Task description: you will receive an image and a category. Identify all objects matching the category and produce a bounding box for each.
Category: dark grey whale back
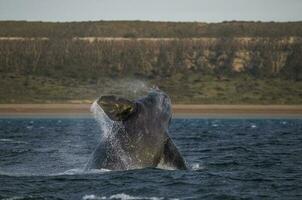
[86,89,187,170]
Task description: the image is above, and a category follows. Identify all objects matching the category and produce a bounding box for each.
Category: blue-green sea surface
[0,118,302,200]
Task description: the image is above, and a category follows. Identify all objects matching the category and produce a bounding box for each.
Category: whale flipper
[158,137,187,170]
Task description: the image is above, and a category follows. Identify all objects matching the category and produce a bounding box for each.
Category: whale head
[97,88,172,127]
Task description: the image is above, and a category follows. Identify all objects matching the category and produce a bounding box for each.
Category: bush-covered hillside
[0,21,301,104]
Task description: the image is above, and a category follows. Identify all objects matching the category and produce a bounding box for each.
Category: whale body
[86,89,187,170]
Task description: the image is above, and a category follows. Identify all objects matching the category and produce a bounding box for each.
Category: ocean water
[0,117,301,200]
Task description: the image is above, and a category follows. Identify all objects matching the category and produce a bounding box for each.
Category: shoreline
[0,104,301,119]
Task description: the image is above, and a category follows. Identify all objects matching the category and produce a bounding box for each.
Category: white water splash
[99,79,150,101]
[156,164,177,171]
[90,101,116,139]
[251,124,257,128]
[89,100,134,170]
[191,163,205,171]
[123,80,149,95]
[281,121,287,125]
[56,168,111,176]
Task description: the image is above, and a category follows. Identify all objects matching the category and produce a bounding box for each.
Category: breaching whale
[86,89,187,170]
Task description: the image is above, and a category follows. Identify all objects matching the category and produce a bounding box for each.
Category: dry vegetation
[0,21,301,104]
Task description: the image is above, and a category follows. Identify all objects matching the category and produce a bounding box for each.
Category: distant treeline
[1,20,302,38]
[0,38,301,81]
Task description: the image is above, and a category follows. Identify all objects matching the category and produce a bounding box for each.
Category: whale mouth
[97,96,137,121]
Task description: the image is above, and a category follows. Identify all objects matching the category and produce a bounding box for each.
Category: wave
[2,197,31,200]
[0,163,204,177]
[0,168,112,177]
[0,138,28,144]
[82,193,179,200]
[3,194,178,200]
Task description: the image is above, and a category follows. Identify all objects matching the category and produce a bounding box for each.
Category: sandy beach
[0,104,301,118]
